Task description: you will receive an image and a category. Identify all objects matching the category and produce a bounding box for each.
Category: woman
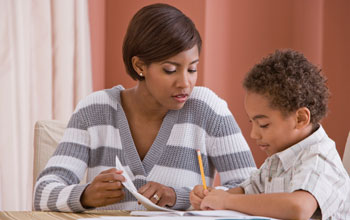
[33,3,256,212]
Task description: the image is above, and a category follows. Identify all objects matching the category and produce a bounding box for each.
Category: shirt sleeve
[33,107,91,212]
[239,168,264,194]
[290,146,350,219]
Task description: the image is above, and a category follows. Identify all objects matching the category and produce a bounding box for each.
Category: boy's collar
[275,124,326,171]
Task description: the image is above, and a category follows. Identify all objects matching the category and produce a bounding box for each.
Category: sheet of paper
[115,155,172,211]
[81,216,273,220]
[131,210,279,219]
[187,210,251,217]
[131,210,251,217]
[130,210,185,216]
[100,217,215,220]
[100,216,216,220]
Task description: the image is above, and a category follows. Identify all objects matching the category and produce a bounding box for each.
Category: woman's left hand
[138,181,176,207]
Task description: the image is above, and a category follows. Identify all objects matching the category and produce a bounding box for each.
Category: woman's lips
[172,94,188,103]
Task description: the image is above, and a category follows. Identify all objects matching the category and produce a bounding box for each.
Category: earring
[139,72,143,77]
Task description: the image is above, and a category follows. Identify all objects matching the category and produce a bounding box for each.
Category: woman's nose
[176,71,190,88]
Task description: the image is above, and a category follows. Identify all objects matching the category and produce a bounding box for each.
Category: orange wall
[203,0,327,165]
[322,0,350,161]
[89,0,350,167]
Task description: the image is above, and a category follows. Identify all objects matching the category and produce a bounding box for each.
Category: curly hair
[243,49,330,125]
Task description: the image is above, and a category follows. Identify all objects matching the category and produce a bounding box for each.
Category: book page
[130,210,277,219]
[115,155,172,211]
[100,217,215,220]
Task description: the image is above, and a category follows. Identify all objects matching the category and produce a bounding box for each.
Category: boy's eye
[188,69,197,73]
[260,124,269,128]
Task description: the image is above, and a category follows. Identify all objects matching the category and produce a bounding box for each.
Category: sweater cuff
[68,183,95,212]
[171,187,191,210]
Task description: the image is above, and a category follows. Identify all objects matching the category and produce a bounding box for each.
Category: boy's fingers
[203,189,209,195]
[194,187,206,198]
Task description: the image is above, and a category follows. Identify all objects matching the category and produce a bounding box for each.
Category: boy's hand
[200,189,229,210]
[189,185,212,210]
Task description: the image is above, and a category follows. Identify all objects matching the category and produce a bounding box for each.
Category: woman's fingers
[138,181,176,207]
[139,182,157,201]
[81,169,126,208]
[99,171,125,183]
[138,182,151,194]
[104,180,124,190]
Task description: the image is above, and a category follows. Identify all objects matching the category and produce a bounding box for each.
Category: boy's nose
[250,126,261,140]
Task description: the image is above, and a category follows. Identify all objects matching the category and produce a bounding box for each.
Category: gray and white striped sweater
[34,85,256,212]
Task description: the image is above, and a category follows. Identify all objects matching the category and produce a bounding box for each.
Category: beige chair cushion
[33,120,66,186]
[343,131,350,176]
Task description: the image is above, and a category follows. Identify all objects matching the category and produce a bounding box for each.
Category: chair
[33,120,87,188]
[342,131,350,176]
[33,120,67,186]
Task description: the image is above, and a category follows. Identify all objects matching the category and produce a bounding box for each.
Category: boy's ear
[131,56,146,74]
[295,107,311,129]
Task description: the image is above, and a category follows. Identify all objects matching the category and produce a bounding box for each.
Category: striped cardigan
[34,85,256,212]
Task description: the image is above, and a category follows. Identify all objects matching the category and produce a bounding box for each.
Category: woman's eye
[260,124,269,128]
[188,69,197,73]
[163,69,176,74]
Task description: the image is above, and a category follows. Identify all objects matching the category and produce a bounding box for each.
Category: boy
[190,49,350,220]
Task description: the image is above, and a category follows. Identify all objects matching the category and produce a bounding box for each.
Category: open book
[115,155,172,211]
[116,156,277,220]
[130,210,277,219]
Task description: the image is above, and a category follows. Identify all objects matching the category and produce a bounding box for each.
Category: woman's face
[141,46,199,111]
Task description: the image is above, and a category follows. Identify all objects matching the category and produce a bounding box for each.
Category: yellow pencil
[196,149,207,190]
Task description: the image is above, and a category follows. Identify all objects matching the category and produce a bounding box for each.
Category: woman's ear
[295,107,311,129]
[131,56,146,76]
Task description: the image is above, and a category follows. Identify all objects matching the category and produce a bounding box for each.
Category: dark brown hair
[243,49,330,125]
[123,3,202,81]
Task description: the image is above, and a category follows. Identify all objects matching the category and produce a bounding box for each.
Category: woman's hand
[189,185,212,210]
[138,181,176,207]
[200,189,229,210]
[80,168,126,208]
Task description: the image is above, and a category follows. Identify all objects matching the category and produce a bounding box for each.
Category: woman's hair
[123,3,202,81]
[243,49,330,125]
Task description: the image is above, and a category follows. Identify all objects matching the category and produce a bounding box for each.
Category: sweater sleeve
[33,108,91,212]
[171,187,192,210]
[209,109,257,189]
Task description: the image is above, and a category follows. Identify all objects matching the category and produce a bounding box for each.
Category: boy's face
[244,92,300,157]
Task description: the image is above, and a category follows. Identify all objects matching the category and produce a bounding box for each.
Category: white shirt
[240,125,350,220]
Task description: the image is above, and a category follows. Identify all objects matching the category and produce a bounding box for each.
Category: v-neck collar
[114,86,179,176]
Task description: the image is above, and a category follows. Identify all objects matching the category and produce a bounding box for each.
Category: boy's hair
[243,49,329,125]
[123,3,202,81]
